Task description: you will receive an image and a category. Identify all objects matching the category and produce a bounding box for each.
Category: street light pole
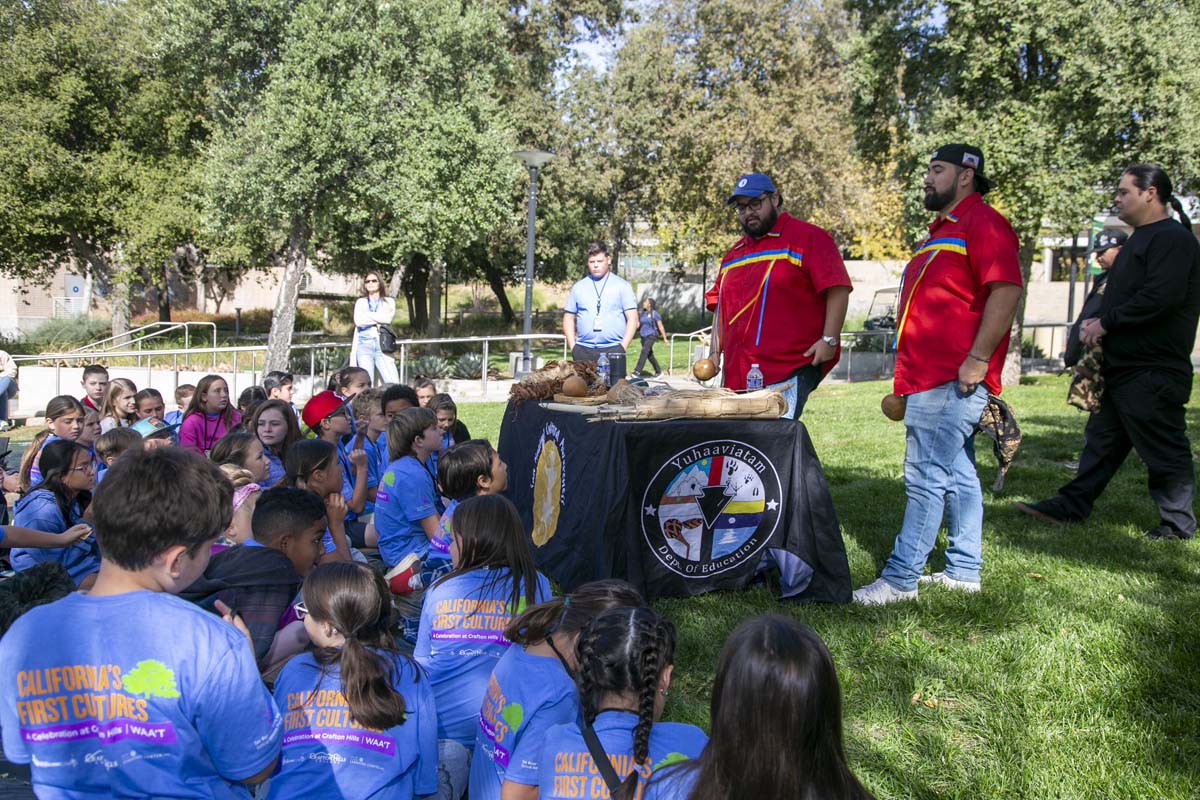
[513,149,555,376]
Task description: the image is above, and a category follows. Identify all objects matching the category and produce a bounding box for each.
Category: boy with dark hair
[379,384,419,461]
[430,392,471,448]
[165,384,194,427]
[0,448,282,796]
[349,388,387,510]
[181,487,326,672]
[80,364,109,411]
[262,371,294,403]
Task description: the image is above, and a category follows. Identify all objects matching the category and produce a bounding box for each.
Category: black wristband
[967,351,990,363]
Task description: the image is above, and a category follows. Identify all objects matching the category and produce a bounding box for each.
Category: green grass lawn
[458,375,1200,799]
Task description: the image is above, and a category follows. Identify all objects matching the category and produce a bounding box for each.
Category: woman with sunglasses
[351,270,399,385]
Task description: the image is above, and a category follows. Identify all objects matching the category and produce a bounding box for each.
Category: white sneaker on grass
[918,572,981,593]
[852,578,917,606]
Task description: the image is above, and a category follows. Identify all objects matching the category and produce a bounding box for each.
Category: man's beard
[740,206,779,237]
[923,185,956,212]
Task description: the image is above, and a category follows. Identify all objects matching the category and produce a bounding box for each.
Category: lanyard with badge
[591,274,610,331]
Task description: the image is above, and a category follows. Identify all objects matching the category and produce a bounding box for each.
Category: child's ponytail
[303,562,411,731]
[19,429,51,493]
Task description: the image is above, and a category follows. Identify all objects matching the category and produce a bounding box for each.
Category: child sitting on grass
[94,427,143,484]
[249,399,302,487]
[266,562,438,800]
[12,440,99,588]
[474,580,644,800]
[303,391,371,548]
[20,395,85,491]
[179,374,239,455]
[0,447,282,797]
[134,387,166,421]
[431,393,471,449]
[416,494,551,799]
[181,486,327,674]
[99,378,138,433]
[210,430,271,485]
[282,439,354,563]
[164,383,193,427]
[536,607,707,800]
[386,439,506,595]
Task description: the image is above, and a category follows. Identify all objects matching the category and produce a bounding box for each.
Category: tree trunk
[111,275,131,344]
[428,256,443,339]
[406,252,430,333]
[264,217,309,373]
[1001,237,1037,387]
[157,258,172,322]
[483,262,515,324]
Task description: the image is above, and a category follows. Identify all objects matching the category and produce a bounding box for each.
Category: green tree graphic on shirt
[501,702,524,733]
[123,660,181,699]
[382,471,396,487]
[505,597,529,617]
[653,752,689,772]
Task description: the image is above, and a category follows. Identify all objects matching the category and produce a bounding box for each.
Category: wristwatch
[820,335,838,347]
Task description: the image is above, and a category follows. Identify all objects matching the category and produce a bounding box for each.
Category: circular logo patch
[530,423,565,546]
[641,440,781,578]
[737,178,748,188]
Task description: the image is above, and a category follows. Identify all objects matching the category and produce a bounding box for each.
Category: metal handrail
[668,325,712,376]
[68,321,219,370]
[14,332,568,399]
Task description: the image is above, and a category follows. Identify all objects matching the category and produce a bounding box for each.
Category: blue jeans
[0,377,12,420]
[765,365,822,419]
[881,381,988,591]
[355,334,399,385]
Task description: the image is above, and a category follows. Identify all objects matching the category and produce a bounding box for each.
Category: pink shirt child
[178,409,243,455]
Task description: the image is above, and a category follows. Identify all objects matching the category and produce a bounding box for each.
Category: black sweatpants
[1057,369,1196,535]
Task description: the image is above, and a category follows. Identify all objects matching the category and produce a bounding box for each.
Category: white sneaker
[918,572,981,593]
[852,578,917,605]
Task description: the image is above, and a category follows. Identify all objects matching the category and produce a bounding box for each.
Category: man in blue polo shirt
[563,241,638,380]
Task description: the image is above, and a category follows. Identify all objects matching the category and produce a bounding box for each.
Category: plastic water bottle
[745,363,764,391]
[596,352,611,388]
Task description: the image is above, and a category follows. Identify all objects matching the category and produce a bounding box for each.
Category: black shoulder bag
[377,324,398,354]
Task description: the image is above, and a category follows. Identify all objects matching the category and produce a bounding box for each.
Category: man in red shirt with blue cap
[854,144,1024,605]
[705,173,852,418]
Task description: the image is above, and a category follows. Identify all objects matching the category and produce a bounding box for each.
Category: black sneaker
[1146,525,1194,541]
[1015,499,1077,525]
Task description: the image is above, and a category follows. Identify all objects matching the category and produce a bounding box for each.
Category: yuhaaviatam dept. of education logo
[641,440,781,578]
[530,422,566,547]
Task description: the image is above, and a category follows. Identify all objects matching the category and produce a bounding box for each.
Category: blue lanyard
[592,274,610,313]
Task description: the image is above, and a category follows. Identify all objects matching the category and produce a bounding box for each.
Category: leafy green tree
[847,0,1200,380]
[205,0,516,365]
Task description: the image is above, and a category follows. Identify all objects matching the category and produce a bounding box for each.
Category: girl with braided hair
[470,580,644,800]
[267,562,438,799]
[534,606,707,800]
[644,615,873,800]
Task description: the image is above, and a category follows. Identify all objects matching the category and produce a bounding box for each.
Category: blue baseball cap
[726,173,777,205]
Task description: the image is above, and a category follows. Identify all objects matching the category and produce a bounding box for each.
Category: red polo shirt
[893,193,1022,396]
[705,212,852,390]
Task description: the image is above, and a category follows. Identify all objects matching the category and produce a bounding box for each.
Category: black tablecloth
[498,401,850,602]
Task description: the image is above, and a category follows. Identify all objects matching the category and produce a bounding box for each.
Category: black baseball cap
[930,144,992,194]
[1091,228,1128,254]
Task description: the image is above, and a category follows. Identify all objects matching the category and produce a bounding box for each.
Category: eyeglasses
[733,194,771,215]
[70,462,95,473]
[295,601,308,619]
[364,278,379,284]
[326,407,351,420]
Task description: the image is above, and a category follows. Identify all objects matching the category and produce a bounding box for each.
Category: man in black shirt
[1018,164,1200,539]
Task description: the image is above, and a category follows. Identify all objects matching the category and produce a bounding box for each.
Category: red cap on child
[301,391,345,430]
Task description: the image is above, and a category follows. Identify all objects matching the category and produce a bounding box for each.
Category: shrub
[409,355,451,379]
[450,353,484,379]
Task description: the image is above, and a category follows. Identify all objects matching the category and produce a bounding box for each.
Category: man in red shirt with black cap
[854,144,1024,605]
[705,173,852,418]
